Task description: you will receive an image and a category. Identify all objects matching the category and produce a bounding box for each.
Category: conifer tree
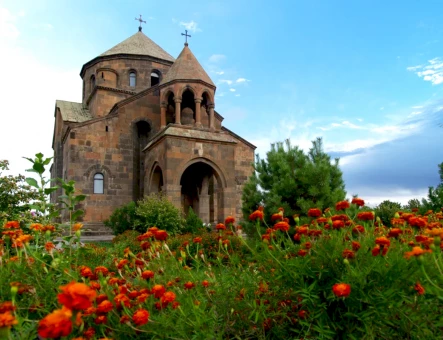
[242,138,346,221]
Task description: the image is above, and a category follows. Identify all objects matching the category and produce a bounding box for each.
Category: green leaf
[25,178,39,189]
[44,187,58,195]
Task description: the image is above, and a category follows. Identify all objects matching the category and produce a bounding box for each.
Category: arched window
[93,173,104,194]
[129,71,136,87]
[151,71,160,86]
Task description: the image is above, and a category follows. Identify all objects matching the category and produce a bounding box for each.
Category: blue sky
[1,0,442,206]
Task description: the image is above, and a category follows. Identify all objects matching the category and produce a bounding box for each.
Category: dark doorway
[133,121,151,201]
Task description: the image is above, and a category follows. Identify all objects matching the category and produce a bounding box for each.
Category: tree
[242,138,346,222]
[0,160,40,222]
[374,200,402,227]
[421,161,443,212]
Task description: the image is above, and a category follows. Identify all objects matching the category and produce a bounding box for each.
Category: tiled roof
[56,100,92,123]
[161,44,214,86]
[99,31,175,62]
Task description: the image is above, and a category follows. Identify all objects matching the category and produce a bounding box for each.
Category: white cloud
[208,54,226,63]
[179,20,201,33]
[235,94,240,97]
[215,71,224,75]
[236,78,250,83]
[229,88,236,92]
[218,79,233,85]
[407,57,443,85]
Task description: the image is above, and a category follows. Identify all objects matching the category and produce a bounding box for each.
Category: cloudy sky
[1,0,442,206]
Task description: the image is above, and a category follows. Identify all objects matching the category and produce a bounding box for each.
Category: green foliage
[0,160,40,223]
[182,207,204,234]
[104,201,139,235]
[111,229,142,253]
[242,137,346,223]
[135,193,185,235]
[374,200,402,226]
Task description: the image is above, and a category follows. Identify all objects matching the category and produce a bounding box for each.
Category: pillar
[174,98,182,125]
[208,104,215,130]
[194,98,202,128]
[199,176,210,223]
[160,102,167,128]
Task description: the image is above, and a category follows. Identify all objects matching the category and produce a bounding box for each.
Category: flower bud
[75,230,81,238]
[394,212,400,219]
[434,236,441,247]
[343,259,350,266]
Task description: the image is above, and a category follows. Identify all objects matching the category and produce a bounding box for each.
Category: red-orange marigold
[57,282,97,310]
[249,210,264,221]
[0,310,18,328]
[225,216,235,225]
[307,208,322,218]
[335,201,350,211]
[357,211,375,221]
[38,307,72,339]
[132,309,150,326]
[332,283,351,298]
[351,198,365,207]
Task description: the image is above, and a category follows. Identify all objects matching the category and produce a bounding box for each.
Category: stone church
[50,26,255,230]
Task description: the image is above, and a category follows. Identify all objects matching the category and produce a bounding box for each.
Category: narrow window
[91,75,96,88]
[93,173,104,194]
[151,71,160,86]
[129,72,136,87]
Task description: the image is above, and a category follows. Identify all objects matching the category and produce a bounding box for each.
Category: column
[208,104,215,130]
[174,98,181,125]
[160,102,167,128]
[199,176,210,223]
[194,98,202,128]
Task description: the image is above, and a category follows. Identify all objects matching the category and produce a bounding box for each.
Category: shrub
[112,229,142,253]
[135,193,185,235]
[104,201,139,235]
[374,200,402,227]
[182,207,204,234]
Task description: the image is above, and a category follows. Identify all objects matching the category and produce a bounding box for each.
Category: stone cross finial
[135,15,146,32]
[181,30,191,45]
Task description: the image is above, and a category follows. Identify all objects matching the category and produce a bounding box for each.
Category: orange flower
[357,211,374,221]
[41,225,56,232]
[29,223,43,232]
[352,241,361,251]
[409,217,428,228]
[4,221,19,229]
[132,309,150,326]
[0,302,15,313]
[335,200,350,211]
[114,294,131,308]
[193,237,202,244]
[215,223,226,230]
[375,237,390,247]
[57,281,97,310]
[352,225,365,234]
[45,242,56,253]
[342,249,355,259]
[151,285,166,298]
[160,291,176,304]
[184,281,195,290]
[73,223,83,231]
[404,246,432,260]
[297,249,308,257]
[414,283,425,295]
[154,230,168,241]
[249,210,264,221]
[387,228,402,238]
[307,208,322,218]
[0,311,18,328]
[273,221,290,232]
[141,270,155,280]
[120,315,130,324]
[96,300,113,314]
[271,213,283,222]
[202,280,210,288]
[117,259,129,269]
[94,266,109,276]
[94,315,107,325]
[38,307,73,338]
[372,245,381,256]
[332,220,344,230]
[332,283,351,298]
[351,198,365,207]
[225,216,235,225]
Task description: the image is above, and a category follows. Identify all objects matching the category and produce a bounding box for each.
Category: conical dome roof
[161,44,214,86]
[99,31,175,62]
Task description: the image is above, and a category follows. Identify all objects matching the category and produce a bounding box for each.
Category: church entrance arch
[133,120,151,201]
[179,161,224,224]
[149,164,164,194]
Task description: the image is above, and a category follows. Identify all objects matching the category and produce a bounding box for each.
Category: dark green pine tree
[242,138,346,222]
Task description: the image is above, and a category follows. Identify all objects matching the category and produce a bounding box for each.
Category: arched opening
[133,121,151,201]
[181,89,195,125]
[129,71,137,87]
[201,92,211,127]
[180,161,223,223]
[166,92,175,125]
[151,71,160,86]
[149,165,164,194]
[93,173,104,194]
